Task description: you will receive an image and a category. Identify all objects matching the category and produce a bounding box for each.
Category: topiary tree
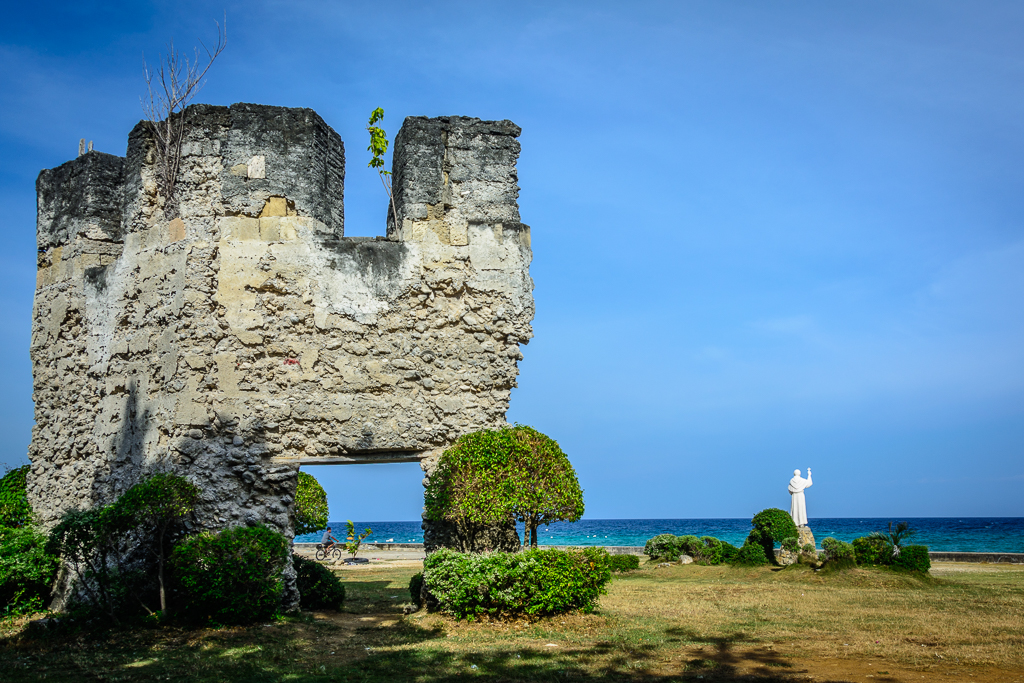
[0,465,32,529]
[749,508,798,565]
[424,426,584,548]
[294,471,329,536]
[109,473,199,613]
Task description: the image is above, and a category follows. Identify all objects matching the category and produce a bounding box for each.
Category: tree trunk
[529,518,538,547]
[158,526,167,613]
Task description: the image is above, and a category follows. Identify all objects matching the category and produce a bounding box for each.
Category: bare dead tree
[142,16,226,218]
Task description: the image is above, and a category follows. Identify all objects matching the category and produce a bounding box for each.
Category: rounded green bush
[643,534,680,561]
[294,554,345,610]
[781,537,799,553]
[607,554,640,572]
[732,542,769,567]
[171,524,289,625]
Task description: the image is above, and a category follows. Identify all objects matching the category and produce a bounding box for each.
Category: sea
[296,517,1024,553]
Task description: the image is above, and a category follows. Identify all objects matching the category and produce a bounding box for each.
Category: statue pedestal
[797,525,815,550]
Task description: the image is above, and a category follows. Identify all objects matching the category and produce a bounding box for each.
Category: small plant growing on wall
[345,520,372,558]
[141,16,226,218]
[366,107,398,232]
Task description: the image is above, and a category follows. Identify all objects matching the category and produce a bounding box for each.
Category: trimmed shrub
[720,541,740,564]
[423,547,611,619]
[424,426,584,547]
[781,537,799,553]
[698,536,723,565]
[853,536,889,566]
[732,542,769,567]
[644,534,681,561]
[750,508,798,564]
[1,526,60,615]
[171,524,289,625]
[892,545,931,574]
[294,554,345,610]
[294,472,329,536]
[608,554,641,572]
[820,537,856,570]
[409,572,424,606]
[0,465,32,529]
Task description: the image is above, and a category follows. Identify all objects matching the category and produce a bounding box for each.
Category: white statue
[788,468,812,526]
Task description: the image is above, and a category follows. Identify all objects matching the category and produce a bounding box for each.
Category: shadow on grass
[338,579,410,614]
[3,569,878,683]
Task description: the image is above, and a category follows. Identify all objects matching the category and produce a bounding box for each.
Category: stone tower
[27,104,534,603]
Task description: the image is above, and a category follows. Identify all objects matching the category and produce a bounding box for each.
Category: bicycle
[314,543,344,562]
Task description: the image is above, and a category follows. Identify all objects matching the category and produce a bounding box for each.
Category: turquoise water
[297,517,1024,552]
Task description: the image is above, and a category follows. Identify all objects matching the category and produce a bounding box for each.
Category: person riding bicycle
[321,527,338,552]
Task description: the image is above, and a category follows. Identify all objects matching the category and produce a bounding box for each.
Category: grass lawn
[1,560,1022,682]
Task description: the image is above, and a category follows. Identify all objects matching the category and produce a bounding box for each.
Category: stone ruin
[26,103,534,603]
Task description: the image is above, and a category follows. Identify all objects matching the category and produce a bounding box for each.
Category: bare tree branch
[141,15,227,218]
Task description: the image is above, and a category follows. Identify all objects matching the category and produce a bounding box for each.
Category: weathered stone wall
[26,103,533,604]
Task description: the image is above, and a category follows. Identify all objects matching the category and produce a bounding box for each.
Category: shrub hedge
[423,547,611,619]
[294,554,345,610]
[607,554,640,572]
[171,524,289,625]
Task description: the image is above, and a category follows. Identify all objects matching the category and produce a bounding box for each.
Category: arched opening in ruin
[295,461,426,544]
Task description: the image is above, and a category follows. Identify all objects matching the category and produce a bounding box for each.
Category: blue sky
[2,1,1022,520]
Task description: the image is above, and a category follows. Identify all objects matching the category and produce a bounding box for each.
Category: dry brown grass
[591,561,1024,671]
[1,560,1022,682]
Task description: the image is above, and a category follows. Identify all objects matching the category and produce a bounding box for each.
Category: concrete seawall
[294,543,1024,564]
